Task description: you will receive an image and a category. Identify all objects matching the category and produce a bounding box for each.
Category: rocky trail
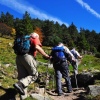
[25,87,87,100]
[46,88,86,100]
[1,67,97,100]
[0,85,90,100]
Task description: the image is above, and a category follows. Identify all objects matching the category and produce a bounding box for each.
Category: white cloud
[0,0,69,26]
[76,0,100,18]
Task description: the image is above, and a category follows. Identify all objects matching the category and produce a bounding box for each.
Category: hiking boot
[13,81,25,95]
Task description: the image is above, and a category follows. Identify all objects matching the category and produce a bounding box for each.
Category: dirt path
[46,88,86,100]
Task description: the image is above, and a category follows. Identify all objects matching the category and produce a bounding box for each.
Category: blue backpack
[51,46,66,63]
[13,35,31,55]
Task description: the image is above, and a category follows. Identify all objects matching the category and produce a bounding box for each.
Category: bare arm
[35,45,49,58]
[64,46,76,61]
[75,51,82,59]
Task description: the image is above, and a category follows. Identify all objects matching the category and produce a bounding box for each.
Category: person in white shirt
[70,48,82,74]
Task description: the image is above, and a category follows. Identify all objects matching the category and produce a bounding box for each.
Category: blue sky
[0,0,100,33]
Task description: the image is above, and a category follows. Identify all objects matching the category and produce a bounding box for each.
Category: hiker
[50,42,76,96]
[13,32,50,99]
[70,48,82,74]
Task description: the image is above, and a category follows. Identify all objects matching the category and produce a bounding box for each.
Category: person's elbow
[35,45,41,50]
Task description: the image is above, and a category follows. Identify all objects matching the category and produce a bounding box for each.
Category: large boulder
[71,72,94,88]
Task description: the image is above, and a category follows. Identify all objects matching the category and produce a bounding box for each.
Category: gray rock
[30,93,52,100]
[87,85,100,96]
[37,61,53,68]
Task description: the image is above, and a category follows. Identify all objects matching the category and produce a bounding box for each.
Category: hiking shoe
[13,82,25,95]
[58,93,64,96]
[66,90,72,93]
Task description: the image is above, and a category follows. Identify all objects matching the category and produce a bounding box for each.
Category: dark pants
[53,61,72,94]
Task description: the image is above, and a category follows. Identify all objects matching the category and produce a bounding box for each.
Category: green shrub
[95,52,100,58]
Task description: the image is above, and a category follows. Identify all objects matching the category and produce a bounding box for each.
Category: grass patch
[78,55,100,72]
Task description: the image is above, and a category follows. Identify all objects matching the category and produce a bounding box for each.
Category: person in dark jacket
[50,42,76,96]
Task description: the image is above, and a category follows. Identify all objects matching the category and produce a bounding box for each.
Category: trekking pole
[44,60,50,100]
[72,60,79,90]
[74,72,78,90]
[52,74,55,90]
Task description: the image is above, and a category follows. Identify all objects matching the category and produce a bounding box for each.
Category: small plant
[24,96,37,100]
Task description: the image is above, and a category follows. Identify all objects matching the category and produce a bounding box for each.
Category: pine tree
[22,11,33,35]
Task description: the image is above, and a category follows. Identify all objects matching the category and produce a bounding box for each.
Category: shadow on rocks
[0,86,18,100]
